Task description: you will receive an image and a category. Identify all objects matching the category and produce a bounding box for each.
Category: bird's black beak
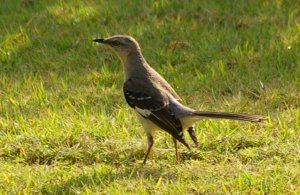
[93,38,106,44]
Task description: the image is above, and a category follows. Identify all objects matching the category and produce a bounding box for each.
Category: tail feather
[193,111,266,122]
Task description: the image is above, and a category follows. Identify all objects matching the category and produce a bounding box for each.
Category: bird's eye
[112,41,121,46]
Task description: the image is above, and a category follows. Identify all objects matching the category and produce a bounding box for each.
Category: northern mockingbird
[93,35,265,164]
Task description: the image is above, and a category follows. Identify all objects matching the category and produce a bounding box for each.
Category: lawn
[0,0,299,194]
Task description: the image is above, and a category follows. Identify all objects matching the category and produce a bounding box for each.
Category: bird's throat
[123,52,147,81]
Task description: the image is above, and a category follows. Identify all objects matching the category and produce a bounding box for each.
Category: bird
[93,35,266,164]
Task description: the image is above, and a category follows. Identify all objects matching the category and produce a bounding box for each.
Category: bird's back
[146,65,182,102]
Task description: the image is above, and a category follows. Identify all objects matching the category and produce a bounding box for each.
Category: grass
[0,0,299,194]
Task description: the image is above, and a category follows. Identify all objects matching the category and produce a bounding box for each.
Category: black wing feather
[123,80,184,141]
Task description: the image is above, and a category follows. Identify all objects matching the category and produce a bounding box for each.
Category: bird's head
[93,35,141,61]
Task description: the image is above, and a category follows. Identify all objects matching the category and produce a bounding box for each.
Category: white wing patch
[137,96,151,100]
[135,107,151,117]
[127,94,152,100]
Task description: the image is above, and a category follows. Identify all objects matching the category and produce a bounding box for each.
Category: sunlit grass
[47,3,97,24]
[0,27,30,61]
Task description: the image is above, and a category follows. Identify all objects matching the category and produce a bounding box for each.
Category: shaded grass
[0,0,299,194]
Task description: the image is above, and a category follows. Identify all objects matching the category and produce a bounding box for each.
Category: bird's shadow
[44,163,171,194]
[42,148,204,194]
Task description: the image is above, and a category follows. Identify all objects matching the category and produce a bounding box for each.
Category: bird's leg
[143,134,154,165]
[173,137,179,163]
[187,126,199,147]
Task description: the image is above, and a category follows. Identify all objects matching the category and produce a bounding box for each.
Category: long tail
[193,111,266,122]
